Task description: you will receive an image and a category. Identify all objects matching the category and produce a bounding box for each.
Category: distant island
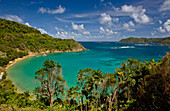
[0,18,86,68]
[118,37,170,45]
[0,18,169,111]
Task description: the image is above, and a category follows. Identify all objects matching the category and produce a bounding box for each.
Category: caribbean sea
[7,42,170,92]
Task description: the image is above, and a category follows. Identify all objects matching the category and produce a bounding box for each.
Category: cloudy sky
[0,0,170,41]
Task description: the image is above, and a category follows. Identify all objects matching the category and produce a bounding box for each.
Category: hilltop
[0,18,86,67]
[118,37,170,45]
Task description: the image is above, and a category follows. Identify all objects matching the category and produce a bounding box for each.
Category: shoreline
[4,48,87,93]
[5,48,87,70]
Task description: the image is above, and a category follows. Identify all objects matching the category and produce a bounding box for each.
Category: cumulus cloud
[159,20,162,24]
[99,13,113,26]
[38,28,47,34]
[159,0,170,11]
[123,21,135,31]
[157,27,166,33]
[55,31,82,38]
[129,21,135,26]
[127,29,135,32]
[38,5,66,14]
[164,19,170,32]
[55,26,64,31]
[123,23,129,28]
[25,22,31,27]
[72,23,90,35]
[112,18,119,22]
[99,27,117,35]
[121,5,150,24]
[5,15,23,22]
[151,32,155,36]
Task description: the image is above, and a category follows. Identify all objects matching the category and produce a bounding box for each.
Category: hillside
[118,37,170,45]
[0,18,86,67]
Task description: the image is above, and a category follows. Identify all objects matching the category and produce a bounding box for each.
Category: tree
[34,59,66,107]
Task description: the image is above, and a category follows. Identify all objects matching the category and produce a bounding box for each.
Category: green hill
[118,37,170,45]
[0,18,86,67]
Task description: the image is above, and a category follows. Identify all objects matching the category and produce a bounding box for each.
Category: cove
[7,42,170,92]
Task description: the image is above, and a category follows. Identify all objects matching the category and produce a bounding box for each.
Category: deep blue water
[7,42,170,92]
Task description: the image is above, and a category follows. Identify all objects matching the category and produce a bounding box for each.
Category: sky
[0,0,170,41]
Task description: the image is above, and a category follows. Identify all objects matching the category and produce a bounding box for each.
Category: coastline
[4,48,87,93]
[5,48,87,70]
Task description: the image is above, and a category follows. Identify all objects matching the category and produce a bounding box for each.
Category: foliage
[63,53,170,111]
[0,18,85,67]
[0,51,169,110]
[114,53,170,110]
[34,59,66,107]
[0,18,40,34]
[118,37,170,45]
[0,72,33,108]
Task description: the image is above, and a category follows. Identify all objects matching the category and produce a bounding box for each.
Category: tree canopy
[118,37,170,45]
[0,18,86,67]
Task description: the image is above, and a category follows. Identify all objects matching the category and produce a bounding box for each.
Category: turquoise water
[7,42,170,92]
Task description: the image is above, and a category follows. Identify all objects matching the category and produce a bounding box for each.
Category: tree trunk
[80,101,83,111]
[81,94,83,111]
[50,94,53,107]
[109,95,112,111]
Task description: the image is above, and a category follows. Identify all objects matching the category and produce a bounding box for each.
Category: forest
[0,53,169,111]
[118,37,170,45]
[0,18,86,67]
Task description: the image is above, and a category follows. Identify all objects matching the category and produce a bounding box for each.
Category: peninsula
[118,37,170,45]
[0,18,86,69]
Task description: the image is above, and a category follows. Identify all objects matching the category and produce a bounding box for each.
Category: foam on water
[111,46,135,49]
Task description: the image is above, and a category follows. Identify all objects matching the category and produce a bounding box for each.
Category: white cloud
[164,19,170,32]
[112,18,119,22]
[5,15,23,22]
[101,0,104,2]
[157,27,166,33]
[121,5,150,24]
[38,28,47,34]
[151,32,155,36]
[159,0,170,11]
[159,20,162,24]
[55,27,64,31]
[38,5,66,14]
[123,21,135,31]
[99,13,113,26]
[55,31,80,38]
[71,23,90,35]
[123,23,129,28]
[55,17,93,23]
[72,23,85,30]
[99,27,117,35]
[127,29,135,32]
[25,22,31,27]
[100,27,105,32]
[129,21,135,26]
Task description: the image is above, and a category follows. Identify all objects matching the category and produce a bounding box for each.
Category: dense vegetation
[118,37,170,45]
[0,53,169,111]
[0,18,86,67]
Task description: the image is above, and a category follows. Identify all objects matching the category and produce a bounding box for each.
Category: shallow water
[7,42,170,92]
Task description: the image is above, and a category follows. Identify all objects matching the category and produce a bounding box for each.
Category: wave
[111,46,135,49]
[135,44,153,46]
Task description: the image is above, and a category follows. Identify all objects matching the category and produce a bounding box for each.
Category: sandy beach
[5,48,87,70]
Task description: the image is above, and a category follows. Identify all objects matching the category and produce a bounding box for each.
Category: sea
[7,42,170,92]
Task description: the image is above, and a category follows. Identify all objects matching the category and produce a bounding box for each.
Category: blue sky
[0,0,170,41]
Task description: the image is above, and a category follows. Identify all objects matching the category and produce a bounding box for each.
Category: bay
[7,42,170,92]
